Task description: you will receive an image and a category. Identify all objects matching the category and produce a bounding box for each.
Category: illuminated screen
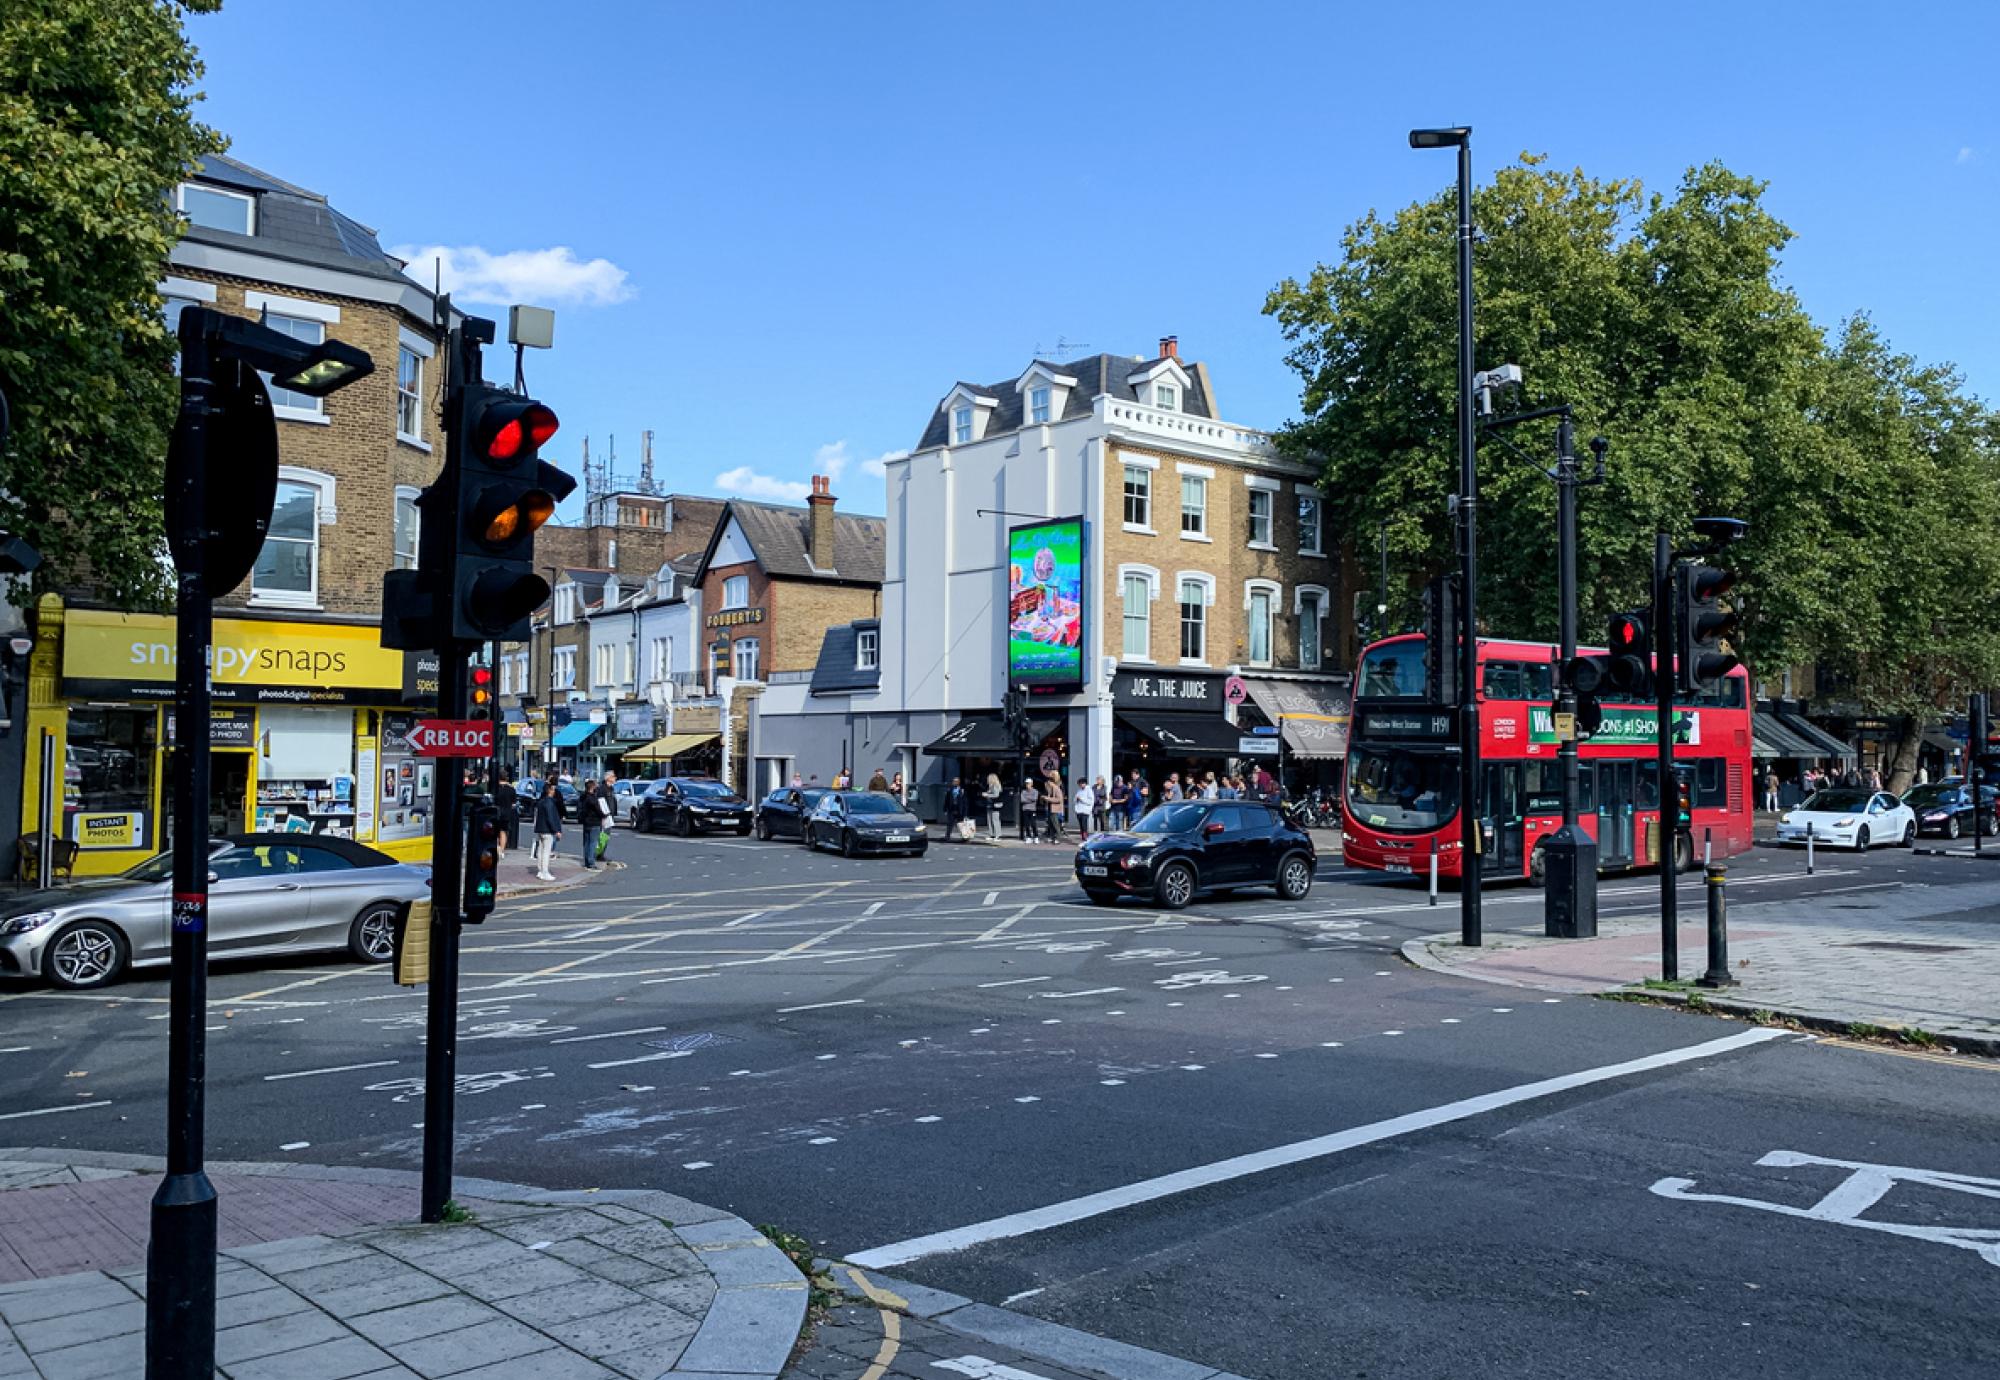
[1006,517,1086,687]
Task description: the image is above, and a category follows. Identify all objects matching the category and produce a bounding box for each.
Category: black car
[1903,782,2000,839]
[1075,799,1316,909]
[755,787,829,840]
[515,779,580,822]
[803,791,927,857]
[634,777,752,835]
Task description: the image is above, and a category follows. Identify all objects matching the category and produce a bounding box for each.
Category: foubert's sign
[705,607,764,629]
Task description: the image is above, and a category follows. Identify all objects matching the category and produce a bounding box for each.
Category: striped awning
[622,733,719,762]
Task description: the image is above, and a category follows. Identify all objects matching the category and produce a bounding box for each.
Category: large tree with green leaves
[0,0,222,609]
[1265,154,2000,787]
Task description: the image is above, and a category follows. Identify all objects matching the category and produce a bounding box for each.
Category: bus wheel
[1673,833,1695,874]
[1528,843,1548,887]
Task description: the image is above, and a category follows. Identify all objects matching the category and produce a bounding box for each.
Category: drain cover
[1838,941,1968,954]
[641,1032,740,1053]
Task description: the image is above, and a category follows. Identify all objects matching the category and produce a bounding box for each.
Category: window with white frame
[177,182,254,235]
[650,637,670,683]
[1248,489,1273,546]
[553,584,576,625]
[1298,492,1324,554]
[163,293,203,372]
[952,405,973,444]
[1179,578,1209,662]
[1247,583,1276,666]
[1157,383,1178,412]
[261,313,326,416]
[856,628,879,669]
[395,345,423,442]
[1180,475,1206,536]
[1123,466,1151,528]
[393,486,420,570]
[553,647,576,690]
[734,638,761,682]
[1297,588,1325,669]
[593,644,613,688]
[1029,386,1051,424]
[723,574,749,609]
[617,642,634,687]
[251,473,330,605]
[1123,575,1152,658]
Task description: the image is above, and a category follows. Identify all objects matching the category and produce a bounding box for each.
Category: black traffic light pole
[1654,532,1679,980]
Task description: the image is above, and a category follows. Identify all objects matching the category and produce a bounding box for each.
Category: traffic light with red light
[1605,608,1653,698]
[452,385,576,643]
[462,802,501,922]
[469,664,495,722]
[1675,562,1740,695]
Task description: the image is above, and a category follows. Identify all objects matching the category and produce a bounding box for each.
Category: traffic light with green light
[462,803,501,923]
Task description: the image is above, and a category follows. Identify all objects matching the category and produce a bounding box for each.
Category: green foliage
[1265,154,2000,724]
[0,0,223,608]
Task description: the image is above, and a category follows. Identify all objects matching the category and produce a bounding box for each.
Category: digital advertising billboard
[1006,517,1086,688]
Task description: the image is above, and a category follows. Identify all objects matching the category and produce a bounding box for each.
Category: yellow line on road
[843,1266,906,1380]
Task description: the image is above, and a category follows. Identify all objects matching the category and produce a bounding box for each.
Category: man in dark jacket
[532,785,563,881]
[944,777,968,840]
[493,774,519,859]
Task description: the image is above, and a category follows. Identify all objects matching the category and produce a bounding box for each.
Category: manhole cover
[641,1032,740,1053]
[1838,941,1969,954]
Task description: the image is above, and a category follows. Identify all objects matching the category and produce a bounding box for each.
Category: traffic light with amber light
[1675,562,1740,695]
[451,385,576,643]
[1605,608,1654,699]
[469,664,495,725]
[462,803,501,923]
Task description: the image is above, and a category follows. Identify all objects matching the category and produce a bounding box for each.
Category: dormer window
[176,182,255,235]
[943,386,1001,445]
[1013,365,1077,434]
[953,405,973,444]
[1156,384,1178,412]
[1029,386,1051,424]
[1127,357,1192,415]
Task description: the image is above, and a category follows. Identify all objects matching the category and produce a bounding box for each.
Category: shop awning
[1778,711,1857,762]
[1118,711,1245,756]
[1242,678,1352,760]
[550,720,603,748]
[923,713,1062,755]
[622,732,718,762]
[1751,710,1823,761]
[1922,727,1960,755]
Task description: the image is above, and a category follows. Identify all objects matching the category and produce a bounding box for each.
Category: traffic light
[1973,694,1997,785]
[451,385,576,643]
[1010,684,1035,752]
[1605,608,1653,699]
[1674,562,1740,695]
[1421,574,1460,706]
[469,664,495,724]
[1561,652,1608,740]
[462,803,501,922]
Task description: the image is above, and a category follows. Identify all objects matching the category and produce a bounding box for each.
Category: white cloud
[1958,146,1976,164]
[714,466,813,502]
[861,448,909,478]
[391,243,634,307]
[712,443,911,504]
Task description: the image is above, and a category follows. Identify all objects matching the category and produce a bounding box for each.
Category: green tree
[0,0,222,608]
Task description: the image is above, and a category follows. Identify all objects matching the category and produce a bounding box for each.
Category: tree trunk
[1884,714,1924,795]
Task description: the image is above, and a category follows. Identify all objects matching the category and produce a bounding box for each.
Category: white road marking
[977,905,1037,943]
[916,1115,942,1124]
[279,1141,310,1151]
[864,902,885,917]
[1320,1042,1344,1048]
[1014,1096,1041,1104]
[1442,1018,1462,1024]
[724,912,766,927]
[983,892,999,906]
[586,1050,693,1070]
[1037,987,1123,1000]
[641,974,721,986]
[549,1026,671,1044]
[822,953,893,965]
[847,1027,1792,1268]
[683,1161,714,1170]
[1256,1053,1279,1059]
[1180,1064,1205,1071]
[0,1046,32,1054]
[1002,1287,1045,1306]
[0,1102,113,1121]
[521,1104,547,1110]
[263,1060,398,1082]
[1101,1079,1126,1086]
[936,1357,1049,1380]
[1382,1030,1405,1037]
[778,998,866,1013]
[810,1136,838,1145]
[977,976,1051,989]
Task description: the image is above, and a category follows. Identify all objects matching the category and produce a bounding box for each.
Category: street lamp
[1409,123,1482,947]
[150,307,372,1380]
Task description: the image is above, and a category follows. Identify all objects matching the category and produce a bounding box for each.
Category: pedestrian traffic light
[1674,562,1740,695]
[452,385,576,643]
[1422,574,1460,706]
[1010,683,1036,752]
[462,803,501,922]
[1605,608,1653,698]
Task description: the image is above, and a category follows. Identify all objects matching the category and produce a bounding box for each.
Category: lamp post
[1409,125,1481,946]
[152,307,370,1380]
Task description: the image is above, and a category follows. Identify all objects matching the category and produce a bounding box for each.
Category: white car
[622,779,668,825]
[1774,789,1915,851]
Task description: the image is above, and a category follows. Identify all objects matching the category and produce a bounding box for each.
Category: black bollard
[1696,862,1735,989]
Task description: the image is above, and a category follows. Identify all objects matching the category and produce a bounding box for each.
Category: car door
[290,840,371,951]
[206,842,313,956]
[1224,803,1279,885]
[774,790,805,837]
[1873,792,1909,839]
[1195,804,1249,884]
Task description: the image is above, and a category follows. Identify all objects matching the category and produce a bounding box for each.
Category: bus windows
[1346,745,1458,832]
[1357,642,1427,699]
[1696,757,1727,808]
[1482,661,1553,701]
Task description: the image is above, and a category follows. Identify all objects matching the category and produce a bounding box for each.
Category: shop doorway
[211,751,252,835]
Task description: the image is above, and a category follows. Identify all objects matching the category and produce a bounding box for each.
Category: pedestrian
[1762,765,1779,813]
[531,781,562,881]
[1916,765,1930,787]
[808,774,820,787]
[945,776,969,841]
[791,770,804,788]
[1044,773,1066,842]
[1130,771,1150,820]
[493,773,518,859]
[1202,772,1220,800]
[985,772,1005,838]
[1867,766,1883,792]
[1163,773,1182,802]
[1108,774,1130,830]
[596,771,618,863]
[868,767,891,793]
[1037,773,1058,842]
[1093,776,1110,833]
[1073,777,1095,838]
[892,771,907,804]
[1019,777,1039,841]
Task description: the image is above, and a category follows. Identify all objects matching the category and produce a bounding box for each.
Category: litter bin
[1542,825,1598,939]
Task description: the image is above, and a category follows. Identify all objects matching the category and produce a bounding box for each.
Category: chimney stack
[807,473,837,570]
[1160,335,1178,359]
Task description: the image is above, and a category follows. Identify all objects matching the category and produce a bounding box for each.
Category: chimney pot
[807,474,836,568]
[1164,335,1179,359]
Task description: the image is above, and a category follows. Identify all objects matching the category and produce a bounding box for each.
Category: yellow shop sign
[72,811,144,849]
[63,609,413,706]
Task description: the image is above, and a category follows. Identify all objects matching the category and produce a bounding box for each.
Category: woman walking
[985,772,1005,838]
[531,782,563,882]
[493,773,518,860]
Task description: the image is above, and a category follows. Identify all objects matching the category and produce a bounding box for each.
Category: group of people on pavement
[1760,762,1915,811]
[929,764,1290,845]
[491,770,619,882]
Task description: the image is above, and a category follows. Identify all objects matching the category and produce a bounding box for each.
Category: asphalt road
[3,829,1996,1378]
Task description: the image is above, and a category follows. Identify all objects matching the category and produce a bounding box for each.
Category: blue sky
[190,1,1995,517]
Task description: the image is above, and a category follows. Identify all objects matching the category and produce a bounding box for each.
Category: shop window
[64,707,157,852]
[377,713,436,843]
[254,705,357,836]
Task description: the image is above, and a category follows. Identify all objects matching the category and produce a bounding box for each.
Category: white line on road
[0,1101,113,1121]
[983,892,999,906]
[263,1060,398,1082]
[587,1050,694,1070]
[846,1026,1793,1269]
[977,976,1052,989]
[976,905,1036,943]
[864,902,885,917]
[1036,987,1123,999]
[549,1026,671,1045]
[724,912,766,927]
[0,1046,32,1054]
[777,998,866,1013]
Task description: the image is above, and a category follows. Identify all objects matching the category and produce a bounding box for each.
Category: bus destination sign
[1357,710,1454,740]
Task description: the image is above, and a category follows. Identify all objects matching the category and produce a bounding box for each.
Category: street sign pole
[1655,532,1679,981]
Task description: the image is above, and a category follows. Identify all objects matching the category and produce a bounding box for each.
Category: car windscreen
[123,853,176,883]
[847,794,905,815]
[1802,790,1871,811]
[681,781,734,798]
[1902,786,1959,808]
[1346,745,1459,834]
[1130,803,1209,834]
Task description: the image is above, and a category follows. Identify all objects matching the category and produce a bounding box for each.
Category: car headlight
[1119,855,1142,870]
[1834,817,1856,827]
[2,911,58,936]
[1780,813,1794,824]
[1925,812,1947,821]
[688,804,710,813]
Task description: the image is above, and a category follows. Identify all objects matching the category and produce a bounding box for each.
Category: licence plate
[1384,862,1412,874]
[1081,865,1109,876]
[885,834,910,843]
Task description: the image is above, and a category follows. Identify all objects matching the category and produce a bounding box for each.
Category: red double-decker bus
[1340,632,1754,881]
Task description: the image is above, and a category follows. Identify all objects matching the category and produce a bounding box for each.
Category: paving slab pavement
[0,1149,804,1380]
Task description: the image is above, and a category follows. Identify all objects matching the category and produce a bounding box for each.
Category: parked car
[1901,782,2000,840]
[802,791,927,857]
[0,835,430,991]
[634,777,752,835]
[1075,799,1316,909]
[622,779,670,825]
[1774,789,1916,851]
[755,787,828,840]
[512,778,579,822]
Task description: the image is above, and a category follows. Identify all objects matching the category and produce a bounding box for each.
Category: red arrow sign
[409,719,495,757]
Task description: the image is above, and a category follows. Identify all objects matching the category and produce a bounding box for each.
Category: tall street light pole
[1411,125,1481,946]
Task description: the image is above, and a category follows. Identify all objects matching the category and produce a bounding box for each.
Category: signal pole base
[146,1170,217,1378]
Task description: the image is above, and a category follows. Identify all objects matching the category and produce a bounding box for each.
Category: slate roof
[809,619,882,696]
[914,353,1214,451]
[178,152,420,287]
[698,500,885,586]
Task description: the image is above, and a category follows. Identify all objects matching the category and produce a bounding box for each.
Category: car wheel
[1902,821,1916,847]
[1946,816,1961,840]
[348,902,399,964]
[841,829,856,859]
[45,919,128,991]
[803,824,817,851]
[757,817,772,840]
[1087,891,1118,907]
[1527,842,1548,888]
[1275,852,1313,901]
[675,811,692,838]
[1854,826,1870,853]
[1153,861,1196,911]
